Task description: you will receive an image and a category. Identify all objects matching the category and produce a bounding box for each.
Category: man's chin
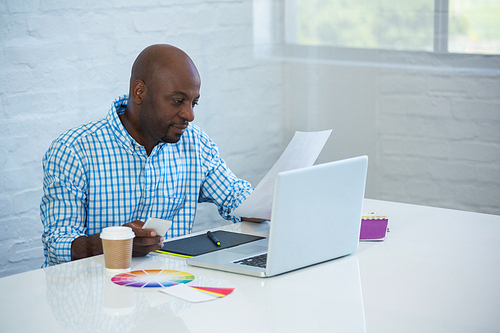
[162,135,182,144]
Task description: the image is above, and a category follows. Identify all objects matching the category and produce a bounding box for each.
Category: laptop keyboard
[234,253,267,268]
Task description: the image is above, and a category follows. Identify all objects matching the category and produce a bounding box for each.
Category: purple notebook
[359,214,388,240]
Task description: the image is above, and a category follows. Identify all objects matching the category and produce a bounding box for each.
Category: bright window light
[287,0,500,55]
[449,0,500,54]
[291,0,434,51]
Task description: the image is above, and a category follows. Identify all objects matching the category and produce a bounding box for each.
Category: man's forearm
[71,234,103,260]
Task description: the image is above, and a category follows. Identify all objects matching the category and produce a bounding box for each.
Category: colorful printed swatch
[160,284,235,302]
[111,269,194,288]
[190,286,235,297]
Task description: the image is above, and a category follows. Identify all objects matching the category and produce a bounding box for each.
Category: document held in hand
[232,129,332,220]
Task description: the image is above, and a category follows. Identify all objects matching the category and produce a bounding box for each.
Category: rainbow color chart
[111,269,235,302]
[111,269,194,288]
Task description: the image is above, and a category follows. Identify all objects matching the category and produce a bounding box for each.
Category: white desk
[1,199,499,332]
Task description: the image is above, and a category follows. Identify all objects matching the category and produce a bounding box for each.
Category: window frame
[253,0,500,74]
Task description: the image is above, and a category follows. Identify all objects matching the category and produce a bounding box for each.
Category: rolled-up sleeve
[197,136,253,223]
[40,140,88,267]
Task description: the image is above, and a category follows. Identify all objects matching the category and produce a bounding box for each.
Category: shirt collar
[107,95,140,155]
[107,95,168,156]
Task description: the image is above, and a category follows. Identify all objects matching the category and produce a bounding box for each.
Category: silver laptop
[186,155,368,277]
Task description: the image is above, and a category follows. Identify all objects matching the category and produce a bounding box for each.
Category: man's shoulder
[183,123,215,146]
[43,118,108,168]
[51,117,109,149]
[180,124,220,155]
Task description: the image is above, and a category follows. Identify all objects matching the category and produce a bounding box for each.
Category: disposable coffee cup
[100,226,135,275]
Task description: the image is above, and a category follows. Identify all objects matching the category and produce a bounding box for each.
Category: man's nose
[179,105,195,122]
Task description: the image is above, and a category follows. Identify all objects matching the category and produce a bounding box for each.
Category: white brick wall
[0,0,284,277]
[377,69,500,214]
[284,63,500,217]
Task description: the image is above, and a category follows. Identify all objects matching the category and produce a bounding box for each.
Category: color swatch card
[159,284,235,303]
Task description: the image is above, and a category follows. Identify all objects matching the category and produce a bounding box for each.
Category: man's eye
[192,100,199,107]
[173,99,183,105]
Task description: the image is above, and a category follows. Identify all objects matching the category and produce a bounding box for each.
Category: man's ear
[131,79,147,105]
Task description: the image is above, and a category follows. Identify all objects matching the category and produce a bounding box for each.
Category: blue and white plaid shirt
[41,96,253,267]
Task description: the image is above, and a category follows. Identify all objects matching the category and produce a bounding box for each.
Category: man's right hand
[122,220,164,257]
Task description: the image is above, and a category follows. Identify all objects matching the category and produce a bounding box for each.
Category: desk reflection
[178,255,366,332]
[44,257,190,332]
[43,252,365,332]
[234,255,366,332]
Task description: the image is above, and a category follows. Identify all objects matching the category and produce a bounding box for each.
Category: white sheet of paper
[231,129,332,220]
[159,284,218,302]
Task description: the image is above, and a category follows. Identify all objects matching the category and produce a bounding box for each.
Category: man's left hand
[123,220,164,257]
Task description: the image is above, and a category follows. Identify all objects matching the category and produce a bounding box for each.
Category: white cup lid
[100,226,135,240]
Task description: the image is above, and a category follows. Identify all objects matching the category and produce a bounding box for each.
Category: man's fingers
[122,220,164,257]
[132,237,164,257]
[133,235,162,247]
[125,220,145,228]
[123,220,157,237]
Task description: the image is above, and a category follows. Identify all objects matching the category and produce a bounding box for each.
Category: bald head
[121,44,201,154]
[129,44,200,92]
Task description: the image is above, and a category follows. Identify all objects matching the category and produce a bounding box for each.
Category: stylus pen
[207,231,221,246]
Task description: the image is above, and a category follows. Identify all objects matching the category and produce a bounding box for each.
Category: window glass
[449,0,500,54]
[294,0,434,51]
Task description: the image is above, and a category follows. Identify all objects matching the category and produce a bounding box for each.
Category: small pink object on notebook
[360,212,389,241]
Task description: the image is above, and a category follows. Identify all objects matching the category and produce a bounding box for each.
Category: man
[41,44,258,267]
